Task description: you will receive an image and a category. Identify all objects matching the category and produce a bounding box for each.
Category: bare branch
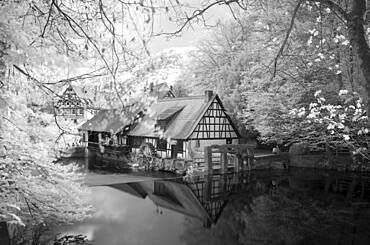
[156,0,240,36]
[41,1,54,38]
[53,114,77,136]
[51,1,114,76]
[271,0,303,79]
[13,64,62,99]
[43,67,107,85]
[2,116,24,132]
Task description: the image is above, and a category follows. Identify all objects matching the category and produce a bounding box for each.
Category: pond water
[58,168,370,245]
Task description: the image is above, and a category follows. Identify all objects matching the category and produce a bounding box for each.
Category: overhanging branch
[271,0,303,79]
[156,0,241,36]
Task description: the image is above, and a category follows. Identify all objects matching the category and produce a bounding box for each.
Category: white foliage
[0,89,93,230]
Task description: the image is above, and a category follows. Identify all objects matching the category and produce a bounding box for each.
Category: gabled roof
[127,96,210,139]
[59,84,94,102]
[78,109,131,133]
[128,94,240,140]
[79,92,240,139]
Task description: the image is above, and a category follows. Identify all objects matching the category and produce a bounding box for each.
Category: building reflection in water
[109,168,370,229]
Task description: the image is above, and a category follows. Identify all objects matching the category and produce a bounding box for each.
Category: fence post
[221,150,228,174]
[204,174,212,202]
[84,131,89,171]
[236,156,243,172]
[247,147,255,170]
[204,146,213,175]
[98,133,102,152]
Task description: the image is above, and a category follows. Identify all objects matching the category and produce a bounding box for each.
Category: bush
[289,142,311,155]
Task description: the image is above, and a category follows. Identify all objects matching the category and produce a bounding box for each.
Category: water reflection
[58,185,189,245]
[60,168,370,245]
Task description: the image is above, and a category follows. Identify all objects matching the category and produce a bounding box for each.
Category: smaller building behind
[55,84,97,124]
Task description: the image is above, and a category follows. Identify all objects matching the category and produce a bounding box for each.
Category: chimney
[204,90,213,102]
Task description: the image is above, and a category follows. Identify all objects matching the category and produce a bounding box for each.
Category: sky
[146,2,234,54]
[57,1,236,78]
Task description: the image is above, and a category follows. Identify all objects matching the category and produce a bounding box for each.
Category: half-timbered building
[55,84,96,123]
[79,90,241,162]
[127,90,240,160]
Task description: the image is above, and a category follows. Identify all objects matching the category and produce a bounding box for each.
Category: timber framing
[79,90,242,160]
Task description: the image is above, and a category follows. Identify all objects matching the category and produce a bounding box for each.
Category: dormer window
[155,119,167,131]
[155,106,184,131]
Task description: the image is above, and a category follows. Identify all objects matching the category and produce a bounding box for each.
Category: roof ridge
[158,95,204,101]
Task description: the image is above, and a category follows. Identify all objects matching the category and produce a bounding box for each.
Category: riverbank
[84,171,181,186]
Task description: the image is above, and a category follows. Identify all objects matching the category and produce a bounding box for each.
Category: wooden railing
[204,144,255,174]
[87,142,131,155]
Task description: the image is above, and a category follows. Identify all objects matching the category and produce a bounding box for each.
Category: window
[113,135,118,145]
[72,109,76,115]
[155,120,167,131]
[226,139,232,144]
[174,140,183,152]
[195,140,200,148]
[79,109,83,115]
[120,136,127,145]
[130,137,144,148]
[157,138,167,151]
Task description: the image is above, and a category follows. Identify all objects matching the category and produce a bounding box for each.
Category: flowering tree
[290,90,369,167]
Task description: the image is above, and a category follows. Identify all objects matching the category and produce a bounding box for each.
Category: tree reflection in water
[181,169,370,245]
[54,169,370,245]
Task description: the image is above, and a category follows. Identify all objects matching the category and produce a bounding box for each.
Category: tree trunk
[0,40,7,90]
[346,0,370,118]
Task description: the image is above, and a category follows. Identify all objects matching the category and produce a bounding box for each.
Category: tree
[1,0,370,239]
[0,88,92,242]
[161,0,370,119]
[0,1,204,240]
[177,1,360,137]
[289,89,370,168]
[311,0,370,115]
